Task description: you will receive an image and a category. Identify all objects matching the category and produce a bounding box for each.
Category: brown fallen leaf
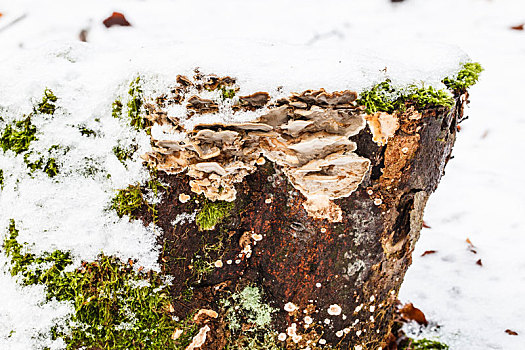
[505,329,518,336]
[103,12,131,28]
[171,328,184,340]
[466,238,477,254]
[421,250,437,257]
[186,325,210,350]
[399,303,428,326]
[476,259,483,266]
[511,24,524,31]
[422,221,431,229]
[79,29,88,42]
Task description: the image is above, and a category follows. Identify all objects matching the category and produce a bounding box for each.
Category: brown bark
[137,86,465,349]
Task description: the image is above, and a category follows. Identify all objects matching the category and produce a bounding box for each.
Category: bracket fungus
[143,73,371,221]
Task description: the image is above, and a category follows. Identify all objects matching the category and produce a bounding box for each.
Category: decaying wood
[136,73,465,349]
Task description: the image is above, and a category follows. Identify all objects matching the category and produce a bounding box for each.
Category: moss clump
[196,200,234,231]
[0,115,37,154]
[111,184,144,219]
[357,62,483,114]
[357,80,454,114]
[78,125,97,137]
[443,62,484,93]
[402,338,449,350]
[0,169,4,189]
[112,99,123,119]
[2,220,187,350]
[220,86,236,100]
[222,286,276,333]
[113,143,138,165]
[127,77,149,131]
[34,88,58,115]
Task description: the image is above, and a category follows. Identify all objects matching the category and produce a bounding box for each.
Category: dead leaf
[399,303,428,325]
[505,329,518,336]
[421,250,437,257]
[476,259,483,266]
[422,221,431,229]
[466,238,477,253]
[103,12,131,28]
[79,29,88,42]
[511,24,524,31]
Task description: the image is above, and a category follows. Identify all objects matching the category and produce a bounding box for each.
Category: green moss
[402,338,449,350]
[111,184,144,219]
[113,143,138,164]
[220,86,236,100]
[3,220,187,350]
[357,80,453,114]
[127,77,149,131]
[0,169,4,189]
[34,88,58,115]
[0,115,37,154]
[443,62,484,93]
[357,62,483,114]
[78,126,97,137]
[112,99,123,119]
[196,200,234,231]
[222,286,276,334]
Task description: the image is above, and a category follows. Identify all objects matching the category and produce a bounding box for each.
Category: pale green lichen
[223,286,276,333]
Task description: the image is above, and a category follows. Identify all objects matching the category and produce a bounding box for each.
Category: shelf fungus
[143,74,371,221]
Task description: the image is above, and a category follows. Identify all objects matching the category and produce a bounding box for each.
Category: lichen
[196,200,234,231]
[222,286,276,333]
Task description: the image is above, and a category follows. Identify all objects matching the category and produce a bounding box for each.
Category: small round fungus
[214,260,223,268]
[278,333,287,341]
[328,304,342,316]
[284,302,298,313]
[336,330,344,337]
[179,193,191,203]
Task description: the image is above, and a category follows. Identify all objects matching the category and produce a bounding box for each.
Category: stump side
[136,89,465,349]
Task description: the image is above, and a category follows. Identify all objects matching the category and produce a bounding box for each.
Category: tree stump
[136,72,469,349]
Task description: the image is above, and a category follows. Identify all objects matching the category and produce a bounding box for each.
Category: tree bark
[138,88,466,349]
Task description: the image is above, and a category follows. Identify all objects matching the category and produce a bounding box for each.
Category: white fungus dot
[370,296,375,302]
[319,339,326,345]
[373,198,382,206]
[265,198,272,204]
[226,260,232,264]
[336,330,344,337]
[178,193,190,203]
[304,316,313,324]
[316,283,322,288]
[367,189,374,195]
[278,333,287,341]
[370,305,375,312]
[214,260,223,268]
[355,305,362,312]
[284,302,298,313]
[252,233,263,241]
[356,330,362,336]
[292,334,302,343]
[327,304,342,316]
[355,346,363,350]
[402,147,409,154]
[324,318,331,325]
[320,228,327,233]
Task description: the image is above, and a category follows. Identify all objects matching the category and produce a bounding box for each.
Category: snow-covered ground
[0,0,524,349]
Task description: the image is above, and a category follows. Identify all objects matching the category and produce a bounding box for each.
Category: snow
[0,0,524,349]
